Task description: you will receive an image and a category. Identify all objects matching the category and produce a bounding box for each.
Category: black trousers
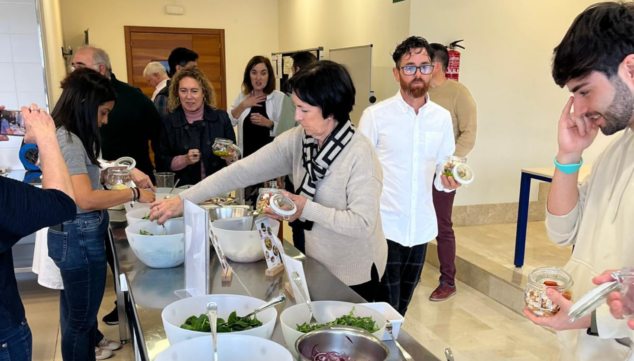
[284,176,306,253]
[349,264,380,302]
[375,240,428,316]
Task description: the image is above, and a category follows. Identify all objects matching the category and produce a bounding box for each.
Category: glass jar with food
[212,138,241,160]
[105,167,131,190]
[442,155,474,185]
[256,188,282,214]
[525,267,573,316]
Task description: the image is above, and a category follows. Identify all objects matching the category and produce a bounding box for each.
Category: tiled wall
[0,0,48,170]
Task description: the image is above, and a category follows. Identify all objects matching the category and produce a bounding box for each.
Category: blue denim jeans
[48,210,108,361]
[0,319,32,361]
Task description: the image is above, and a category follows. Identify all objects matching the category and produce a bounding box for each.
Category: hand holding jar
[522,267,591,330]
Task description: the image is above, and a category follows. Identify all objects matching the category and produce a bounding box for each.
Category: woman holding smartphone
[47,68,155,361]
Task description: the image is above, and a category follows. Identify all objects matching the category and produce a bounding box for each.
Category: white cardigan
[228,90,285,152]
[546,129,634,361]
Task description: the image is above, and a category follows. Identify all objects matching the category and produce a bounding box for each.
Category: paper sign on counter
[282,254,310,304]
[256,218,282,270]
[175,200,209,299]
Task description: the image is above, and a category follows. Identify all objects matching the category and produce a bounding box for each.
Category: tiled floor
[20,221,565,361]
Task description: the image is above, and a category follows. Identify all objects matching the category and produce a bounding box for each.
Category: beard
[401,77,429,99]
[596,76,634,135]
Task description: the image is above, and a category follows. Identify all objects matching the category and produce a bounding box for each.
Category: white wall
[0,0,50,170]
[410,0,613,206]
[278,0,410,105]
[59,0,279,104]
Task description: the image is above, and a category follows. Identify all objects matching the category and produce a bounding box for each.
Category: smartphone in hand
[0,109,25,136]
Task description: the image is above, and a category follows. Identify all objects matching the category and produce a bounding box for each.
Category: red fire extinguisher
[446,40,464,82]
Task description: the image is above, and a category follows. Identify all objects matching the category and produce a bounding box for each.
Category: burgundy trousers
[432,185,457,285]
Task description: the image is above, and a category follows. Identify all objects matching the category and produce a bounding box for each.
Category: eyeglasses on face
[397,65,434,76]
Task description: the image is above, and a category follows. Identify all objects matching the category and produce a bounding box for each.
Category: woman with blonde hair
[155,66,236,185]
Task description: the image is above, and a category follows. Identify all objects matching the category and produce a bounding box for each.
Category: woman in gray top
[48,68,155,361]
[150,61,388,300]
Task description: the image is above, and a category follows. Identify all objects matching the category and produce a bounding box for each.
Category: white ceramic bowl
[155,334,293,361]
[211,219,280,263]
[125,220,184,268]
[280,301,387,353]
[124,188,184,212]
[161,294,277,345]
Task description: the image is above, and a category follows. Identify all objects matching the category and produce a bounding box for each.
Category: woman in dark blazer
[156,66,236,186]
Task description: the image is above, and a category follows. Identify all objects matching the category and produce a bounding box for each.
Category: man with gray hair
[143,61,169,101]
[72,46,162,182]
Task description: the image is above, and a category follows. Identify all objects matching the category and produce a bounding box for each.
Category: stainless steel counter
[108,209,439,361]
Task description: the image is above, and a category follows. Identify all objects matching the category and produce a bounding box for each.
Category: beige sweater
[428,79,477,157]
[546,129,634,361]
[181,126,388,286]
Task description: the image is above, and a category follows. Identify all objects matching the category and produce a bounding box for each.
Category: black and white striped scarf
[296,120,355,230]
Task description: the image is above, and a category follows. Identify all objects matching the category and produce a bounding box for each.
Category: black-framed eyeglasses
[398,65,434,76]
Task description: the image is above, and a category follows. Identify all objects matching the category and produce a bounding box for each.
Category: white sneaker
[98,338,122,351]
[95,347,113,360]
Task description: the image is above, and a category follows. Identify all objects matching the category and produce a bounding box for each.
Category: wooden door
[124,26,227,110]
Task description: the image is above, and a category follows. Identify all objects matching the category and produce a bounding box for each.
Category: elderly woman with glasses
[149,61,388,300]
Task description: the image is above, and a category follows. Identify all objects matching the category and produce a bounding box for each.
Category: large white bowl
[211,218,280,263]
[124,188,184,212]
[155,334,293,361]
[161,294,277,345]
[280,301,387,353]
[125,220,184,268]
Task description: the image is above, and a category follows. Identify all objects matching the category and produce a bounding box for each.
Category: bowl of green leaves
[280,301,386,355]
[161,294,278,345]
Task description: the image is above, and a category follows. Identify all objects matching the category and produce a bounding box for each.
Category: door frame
[123,26,227,109]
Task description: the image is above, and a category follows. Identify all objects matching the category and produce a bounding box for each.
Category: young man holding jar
[524,3,634,360]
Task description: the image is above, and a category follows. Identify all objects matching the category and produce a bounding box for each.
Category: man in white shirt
[523,3,634,360]
[143,61,169,101]
[359,36,460,315]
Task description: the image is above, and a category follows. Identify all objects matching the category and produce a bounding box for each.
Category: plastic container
[525,267,573,316]
[161,294,278,345]
[359,302,404,340]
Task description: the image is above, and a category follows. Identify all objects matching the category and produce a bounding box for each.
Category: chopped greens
[142,214,150,220]
[296,307,378,333]
[180,311,263,333]
[139,230,154,236]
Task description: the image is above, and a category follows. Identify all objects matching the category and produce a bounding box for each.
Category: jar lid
[452,163,474,185]
[568,281,620,322]
[270,194,297,217]
[114,156,136,170]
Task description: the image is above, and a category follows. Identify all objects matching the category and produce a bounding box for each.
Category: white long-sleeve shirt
[228,90,285,152]
[359,91,455,247]
[151,78,168,101]
[546,128,634,361]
